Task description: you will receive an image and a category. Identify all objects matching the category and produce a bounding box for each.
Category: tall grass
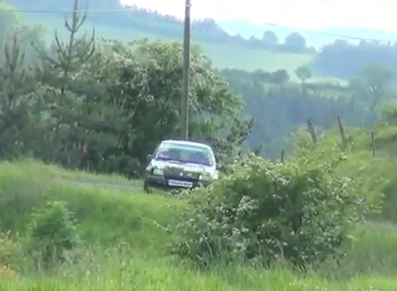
[1,159,397,290]
[0,159,182,250]
[2,247,397,290]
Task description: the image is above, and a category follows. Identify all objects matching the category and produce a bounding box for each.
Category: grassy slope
[25,13,312,76]
[1,159,397,289]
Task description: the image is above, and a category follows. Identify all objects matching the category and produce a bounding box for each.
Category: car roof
[161,139,212,149]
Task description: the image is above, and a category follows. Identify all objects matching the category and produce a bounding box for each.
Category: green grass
[25,13,313,75]
[0,159,181,248]
[1,159,397,289]
[2,254,397,290]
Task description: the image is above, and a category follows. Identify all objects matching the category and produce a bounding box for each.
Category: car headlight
[152,168,164,175]
[199,172,214,181]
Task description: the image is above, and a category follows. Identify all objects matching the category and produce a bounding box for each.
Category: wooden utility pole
[181,0,191,140]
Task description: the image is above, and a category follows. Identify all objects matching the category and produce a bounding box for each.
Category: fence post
[336,115,346,147]
[306,119,317,144]
[371,131,376,157]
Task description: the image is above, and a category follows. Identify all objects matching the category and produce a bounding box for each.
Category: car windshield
[155,142,214,166]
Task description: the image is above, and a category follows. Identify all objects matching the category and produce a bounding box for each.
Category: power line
[1,7,396,43]
[1,8,132,13]
[265,23,396,43]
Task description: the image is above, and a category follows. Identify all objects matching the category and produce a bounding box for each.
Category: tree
[283,32,306,52]
[0,1,44,60]
[0,32,41,158]
[0,1,21,38]
[30,0,99,168]
[261,30,278,47]
[295,66,312,84]
[81,39,251,173]
[349,63,396,112]
[312,40,397,79]
[33,0,95,94]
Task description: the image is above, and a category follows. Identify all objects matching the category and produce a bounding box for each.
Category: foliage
[312,39,397,80]
[293,125,387,213]
[0,161,397,288]
[295,66,312,83]
[0,1,44,60]
[379,101,397,124]
[0,0,252,177]
[26,201,79,268]
[0,231,21,273]
[225,71,375,158]
[0,32,43,159]
[349,63,396,112]
[172,153,369,268]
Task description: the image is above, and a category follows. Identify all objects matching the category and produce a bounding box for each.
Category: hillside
[219,20,397,48]
[4,0,312,74]
[4,0,397,82]
[1,129,397,289]
[30,13,311,73]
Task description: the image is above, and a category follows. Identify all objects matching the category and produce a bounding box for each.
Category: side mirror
[147,154,153,161]
[216,165,222,171]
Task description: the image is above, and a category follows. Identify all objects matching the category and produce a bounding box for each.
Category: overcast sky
[120,0,397,31]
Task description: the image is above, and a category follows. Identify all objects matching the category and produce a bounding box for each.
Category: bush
[26,200,79,269]
[0,231,21,276]
[172,153,370,268]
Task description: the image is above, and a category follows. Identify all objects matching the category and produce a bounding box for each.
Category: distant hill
[4,0,314,75]
[4,0,397,81]
[218,20,397,48]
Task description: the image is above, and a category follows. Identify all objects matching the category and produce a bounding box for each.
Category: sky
[120,0,397,31]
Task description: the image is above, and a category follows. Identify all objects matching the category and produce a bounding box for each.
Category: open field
[24,13,312,75]
[1,159,397,290]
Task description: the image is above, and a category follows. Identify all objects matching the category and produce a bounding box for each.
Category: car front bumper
[144,174,212,190]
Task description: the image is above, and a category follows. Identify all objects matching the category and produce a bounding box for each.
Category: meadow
[1,159,397,290]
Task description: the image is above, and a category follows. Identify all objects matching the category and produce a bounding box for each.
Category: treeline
[312,39,397,80]
[7,0,397,80]
[7,0,313,54]
[220,65,396,157]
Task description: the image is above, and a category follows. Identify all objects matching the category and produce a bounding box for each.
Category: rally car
[143,140,220,192]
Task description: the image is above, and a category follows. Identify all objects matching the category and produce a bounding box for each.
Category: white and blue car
[143,140,220,192]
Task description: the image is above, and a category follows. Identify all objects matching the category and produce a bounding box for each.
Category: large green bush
[172,153,371,267]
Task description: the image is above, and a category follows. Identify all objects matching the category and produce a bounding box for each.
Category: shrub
[26,200,79,269]
[0,231,21,275]
[172,153,371,268]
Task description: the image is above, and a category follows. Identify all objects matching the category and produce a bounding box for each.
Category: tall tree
[0,33,40,158]
[350,63,396,112]
[261,30,278,47]
[33,0,95,94]
[31,0,97,168]
[295,66,312,84]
